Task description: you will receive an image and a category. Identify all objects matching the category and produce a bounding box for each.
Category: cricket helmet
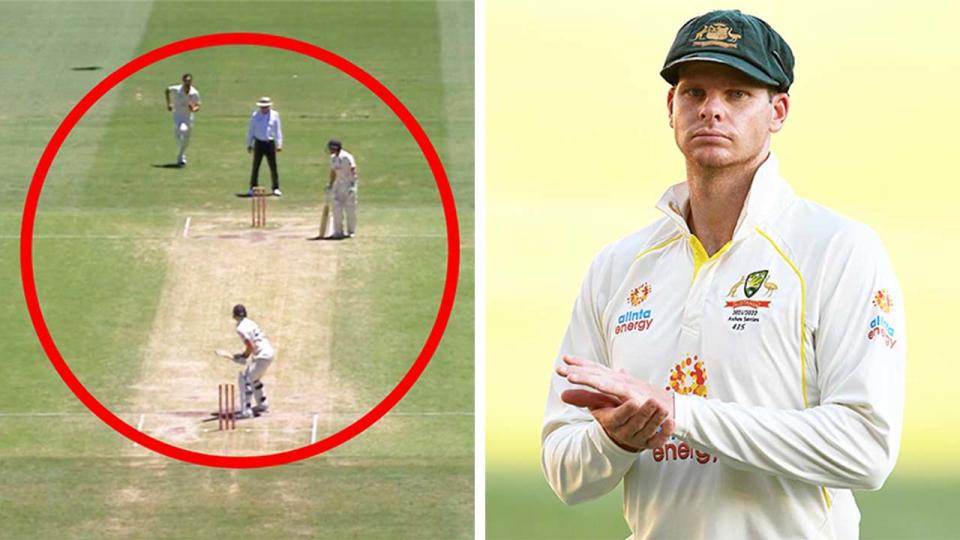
[232,304,247,319]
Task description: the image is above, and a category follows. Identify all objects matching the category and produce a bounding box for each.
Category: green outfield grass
[1,1,472,538]
[486,467,960,539]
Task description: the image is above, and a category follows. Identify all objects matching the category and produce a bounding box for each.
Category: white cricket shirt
[236,318,275,359]
[167,84,200,119]
[542,154,906,539]
[330,150,357,184]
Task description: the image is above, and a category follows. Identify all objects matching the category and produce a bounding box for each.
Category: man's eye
[730,90,747,98]
[686,89,704,97]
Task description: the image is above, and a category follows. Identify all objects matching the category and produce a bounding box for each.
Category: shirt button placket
[680,245,723,350]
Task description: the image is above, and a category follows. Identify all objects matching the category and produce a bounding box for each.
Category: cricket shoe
[273,188,282,197]
[253,403,270,414]
[240,407,256,419]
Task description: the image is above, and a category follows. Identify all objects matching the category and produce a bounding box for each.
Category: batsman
[324,139,359,239]
[226,304,274,418]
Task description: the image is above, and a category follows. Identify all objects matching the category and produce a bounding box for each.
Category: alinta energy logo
[868,289,897,348]
[873,289,893,314]
[666,355,708,397]
[655,355,717,465]
[614,282,653,335]
[629,282,651,307]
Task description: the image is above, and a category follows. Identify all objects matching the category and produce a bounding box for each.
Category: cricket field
[0,1,473,537]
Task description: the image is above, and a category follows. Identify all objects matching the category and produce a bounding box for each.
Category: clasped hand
[556,355,675,452]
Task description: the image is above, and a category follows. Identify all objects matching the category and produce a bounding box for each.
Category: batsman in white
[164,73,201,167]
[230,304,275,418]
[326,139,359,239]
[543,9,905,539]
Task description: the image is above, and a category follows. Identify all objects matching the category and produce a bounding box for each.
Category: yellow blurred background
[487,1,960,534]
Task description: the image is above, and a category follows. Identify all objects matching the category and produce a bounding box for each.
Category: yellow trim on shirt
[754,227,808,408]
[633,233,683,262]
[689,236,732,283]
[754,228,830,510]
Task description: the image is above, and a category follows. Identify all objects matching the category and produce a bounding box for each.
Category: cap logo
[692,23,742,49]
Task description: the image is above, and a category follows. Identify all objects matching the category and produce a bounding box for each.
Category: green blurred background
[486,1,960,538]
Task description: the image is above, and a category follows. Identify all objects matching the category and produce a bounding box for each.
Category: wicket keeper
[543,10,905,538]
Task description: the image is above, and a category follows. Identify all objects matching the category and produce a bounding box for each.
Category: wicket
[218,383,236,431]
[251,187,268,227]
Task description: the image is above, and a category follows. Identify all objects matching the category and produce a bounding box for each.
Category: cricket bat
[214,349,233,360]
[319,202,331,238]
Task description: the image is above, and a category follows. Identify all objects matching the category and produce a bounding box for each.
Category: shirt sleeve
[246,113,255,147]
[192,89,200,105]
[672,227,906,490]
[236,321,254,344]
[274,112,283,148]
[541,248,640,504]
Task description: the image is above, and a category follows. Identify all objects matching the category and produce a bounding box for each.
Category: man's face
[667,62,788,170]
[182,76,192,89]
[259,106,270,114]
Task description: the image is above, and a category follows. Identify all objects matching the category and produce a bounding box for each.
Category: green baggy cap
[660,10,795,92]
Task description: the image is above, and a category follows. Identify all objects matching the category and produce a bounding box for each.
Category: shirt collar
[655,153,795,239]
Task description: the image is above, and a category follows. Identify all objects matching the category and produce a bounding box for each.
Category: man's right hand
[562,389,674,452]
[247,146,253,154]
[558,355,676,452]
[166,104,172,111]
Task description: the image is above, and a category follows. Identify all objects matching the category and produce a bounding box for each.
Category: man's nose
[699,94,725,123]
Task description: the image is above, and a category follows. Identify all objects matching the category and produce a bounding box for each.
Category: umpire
[246,96,283,196]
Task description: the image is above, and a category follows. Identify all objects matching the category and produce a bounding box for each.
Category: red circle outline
[19,33,460,468]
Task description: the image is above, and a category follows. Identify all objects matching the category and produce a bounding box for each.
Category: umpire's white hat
[256,96,272,107]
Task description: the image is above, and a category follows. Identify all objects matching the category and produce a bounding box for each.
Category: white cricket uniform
[542,154,906,539]
[236,317,275,410]
[167,84,200,163]
[330,149,358,236]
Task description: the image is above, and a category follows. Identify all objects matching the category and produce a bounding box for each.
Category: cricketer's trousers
[332,179,357,236]
[238,354,274,410]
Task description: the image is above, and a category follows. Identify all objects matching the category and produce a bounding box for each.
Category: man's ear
[770,93,789,133]
[667,87,676,129]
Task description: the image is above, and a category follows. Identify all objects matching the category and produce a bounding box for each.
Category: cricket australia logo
[725,269,776,332]
[692,22,742,49]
